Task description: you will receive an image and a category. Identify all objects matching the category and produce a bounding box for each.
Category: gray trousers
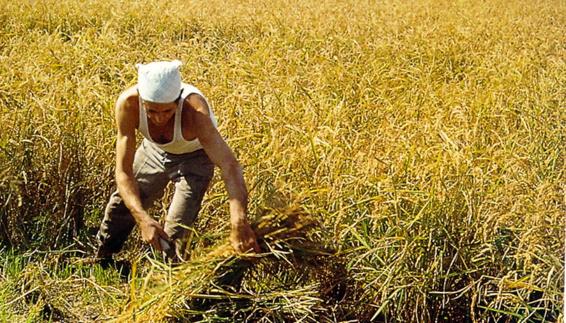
[96,139,214,259]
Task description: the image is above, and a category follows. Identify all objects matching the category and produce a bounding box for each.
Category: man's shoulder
[114,86,140,129]
[116,86,140,112]
[182,94,209,121]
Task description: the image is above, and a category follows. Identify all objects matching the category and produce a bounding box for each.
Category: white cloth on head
[136,60,182,103]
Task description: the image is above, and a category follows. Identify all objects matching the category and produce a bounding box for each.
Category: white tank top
[138,83,218,154]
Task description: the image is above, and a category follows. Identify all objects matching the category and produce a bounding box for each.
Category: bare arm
[189,94,260,253]
[114,96,143,219]
[114,94,169,250]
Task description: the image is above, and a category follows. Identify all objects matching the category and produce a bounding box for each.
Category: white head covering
[136,60,182,103]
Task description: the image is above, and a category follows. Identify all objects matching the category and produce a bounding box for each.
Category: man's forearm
[116,171,148,224]
[224,164,260,253]
[221,163,249,225]
[229,199,248,226]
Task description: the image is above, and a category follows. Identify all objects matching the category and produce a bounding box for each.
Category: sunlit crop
[0,0,564,321]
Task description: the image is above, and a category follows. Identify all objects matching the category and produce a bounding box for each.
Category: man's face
[142,99,177,126]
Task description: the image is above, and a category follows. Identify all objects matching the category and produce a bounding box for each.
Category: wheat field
[0,0,564,321]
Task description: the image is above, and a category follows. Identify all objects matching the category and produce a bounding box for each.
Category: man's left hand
[230,221,260,254]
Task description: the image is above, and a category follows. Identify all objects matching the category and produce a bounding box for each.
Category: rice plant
[0,0,564,321]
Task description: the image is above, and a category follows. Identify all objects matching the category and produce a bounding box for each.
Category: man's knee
[164,211,197,241]
[97,191,136,254]
[105,191,129,215]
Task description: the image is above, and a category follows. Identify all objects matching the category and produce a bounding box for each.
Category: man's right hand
[139,216,170,251]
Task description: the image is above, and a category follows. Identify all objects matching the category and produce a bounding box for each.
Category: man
[96,60,260,262]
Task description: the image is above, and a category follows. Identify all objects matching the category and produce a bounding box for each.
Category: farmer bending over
[96,60,260,262]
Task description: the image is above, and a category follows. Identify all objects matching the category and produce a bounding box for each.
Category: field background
[0,0,564,321]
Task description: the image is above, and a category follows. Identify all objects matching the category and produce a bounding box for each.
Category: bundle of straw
[118,206,346,322]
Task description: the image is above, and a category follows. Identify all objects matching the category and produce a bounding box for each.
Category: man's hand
[230,221,260,254]
[139,216,170,251]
